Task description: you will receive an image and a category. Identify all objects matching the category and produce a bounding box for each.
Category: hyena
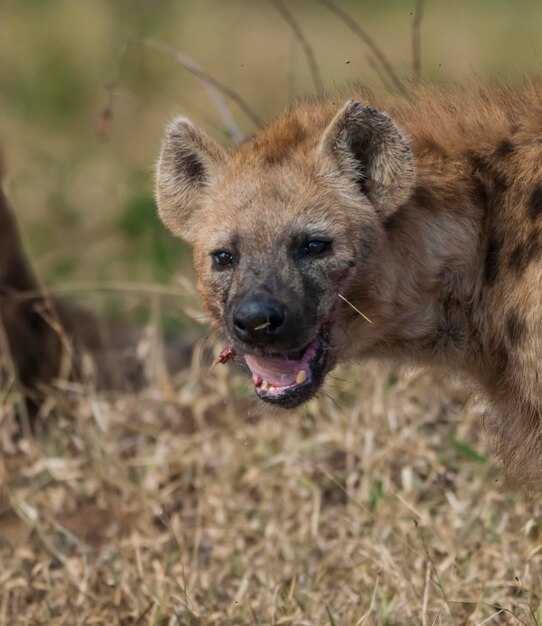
[155,82,542,489]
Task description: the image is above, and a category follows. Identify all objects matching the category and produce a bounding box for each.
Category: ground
[3,2,542,624]
[1,344,541,625]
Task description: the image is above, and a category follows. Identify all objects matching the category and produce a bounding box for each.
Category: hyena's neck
[351,153,491,375]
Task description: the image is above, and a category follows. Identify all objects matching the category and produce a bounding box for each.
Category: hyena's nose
[233,296,287,345]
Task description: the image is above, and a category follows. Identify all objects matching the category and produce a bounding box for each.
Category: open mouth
[244,334,329,408]
[212,331,333,409]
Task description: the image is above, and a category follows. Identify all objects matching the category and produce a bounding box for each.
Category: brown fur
[0,165,196,418]
[0,165,63,410]
[156,80,542,492]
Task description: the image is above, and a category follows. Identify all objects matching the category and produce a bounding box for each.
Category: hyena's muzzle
[225,283,333,409]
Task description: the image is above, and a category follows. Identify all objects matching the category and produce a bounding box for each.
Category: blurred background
[2,0,542,330]
[4,3,542,623]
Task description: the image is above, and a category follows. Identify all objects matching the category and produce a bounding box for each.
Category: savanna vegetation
[2,1,542,624]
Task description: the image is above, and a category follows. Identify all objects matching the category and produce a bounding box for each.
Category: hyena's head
[155,100,415,408]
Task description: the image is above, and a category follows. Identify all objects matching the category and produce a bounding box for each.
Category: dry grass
[4,4,542,624]
[1,329,542,625]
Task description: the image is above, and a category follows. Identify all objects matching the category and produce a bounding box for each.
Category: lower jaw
[256,381,318,408]
[251,336,331,408]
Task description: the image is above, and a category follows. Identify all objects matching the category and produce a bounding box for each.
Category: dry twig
[140,38,264,139]
[412,0,425,84]
[288,33,300,102]
[0,280,196,303]
[316,0,407,95]
[270,0,323,92]
[366,54,394,92]
[98,41,130,141]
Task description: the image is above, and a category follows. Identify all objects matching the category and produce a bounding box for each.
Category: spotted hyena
[155,82,542,489]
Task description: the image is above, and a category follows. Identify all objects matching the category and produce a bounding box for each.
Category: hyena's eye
[304,240,332,256]
[211,250,235,268]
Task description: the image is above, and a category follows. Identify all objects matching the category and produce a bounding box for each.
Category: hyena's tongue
[213,342,315,388]
[245,349,312,388]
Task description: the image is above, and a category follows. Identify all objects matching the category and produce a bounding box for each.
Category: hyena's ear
[155,117,226,242]
[319,100,415,217]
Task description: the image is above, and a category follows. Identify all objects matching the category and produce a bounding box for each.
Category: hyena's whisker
[199,329,223,368]
[318,389,350,418]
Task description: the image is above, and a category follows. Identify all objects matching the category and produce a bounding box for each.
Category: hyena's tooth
[296,370,307,384]
[261,381,269,391]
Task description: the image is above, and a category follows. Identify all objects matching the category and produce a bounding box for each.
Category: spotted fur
[156,81,542,492]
